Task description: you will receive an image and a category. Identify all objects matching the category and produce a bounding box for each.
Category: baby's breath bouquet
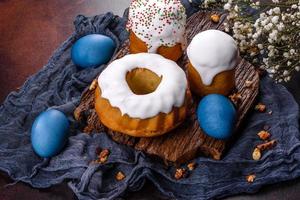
[200,0,300,82]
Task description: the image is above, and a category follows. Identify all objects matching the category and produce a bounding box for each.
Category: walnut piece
[229,93,242,105]
[252,148,261,161]
[210,14,220,23]
[257,130,271,140]
[255,103,266,112]
[98,149,110,164]
[187,162,197,171]
[115,171,126,181]
[175,168,186,180]
[246,174,256,183]
[257,140,277,151]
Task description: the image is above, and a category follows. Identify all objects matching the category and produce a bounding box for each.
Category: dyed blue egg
[31,109,69,158]
[197,94,236,140]
[71,34,116,68]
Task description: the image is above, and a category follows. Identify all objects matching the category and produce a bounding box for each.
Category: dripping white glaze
[187,29,239,86]
[98,53,188,119]
[127,0,186,53]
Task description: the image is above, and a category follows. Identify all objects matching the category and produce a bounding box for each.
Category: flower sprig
[222,0,300,82]
[192,0,300,82]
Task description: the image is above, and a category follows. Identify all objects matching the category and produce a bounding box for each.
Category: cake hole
[126,68,162,95]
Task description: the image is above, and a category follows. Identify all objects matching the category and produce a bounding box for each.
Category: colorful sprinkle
[127,0,186,52]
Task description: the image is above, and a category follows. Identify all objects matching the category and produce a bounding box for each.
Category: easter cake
[187,30,239,96]
[74,11,259,163]
[95,53,191,137]
[127,0,186,61]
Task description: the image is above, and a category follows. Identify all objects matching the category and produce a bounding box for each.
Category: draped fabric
[0,2,299,199]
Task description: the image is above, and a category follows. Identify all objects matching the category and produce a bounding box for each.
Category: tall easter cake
[127,0,186,61]
[187,30,239,96]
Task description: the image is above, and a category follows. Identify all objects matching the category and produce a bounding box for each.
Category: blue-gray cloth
[1,2,300,200]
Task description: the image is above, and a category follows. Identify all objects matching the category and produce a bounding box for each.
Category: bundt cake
[95,53,191,137]
[187,29,239,96]
[126,0,186,61]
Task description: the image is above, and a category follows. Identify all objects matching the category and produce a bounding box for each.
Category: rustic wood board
[74,12,260,164]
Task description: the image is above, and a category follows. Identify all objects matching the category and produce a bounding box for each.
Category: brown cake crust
[95,85,192,137]
[129,31,183,62]
[187,62,235,96]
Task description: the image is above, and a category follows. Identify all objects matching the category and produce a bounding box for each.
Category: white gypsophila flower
[290,49,296,55]
[283,52,290,58]
[283,70,289,76]
[221,0,300,82]
[277,22,285,31]
[269,30,278,41]
[224,3,231,10]
[273,7,281,14]
[234,5,239,12]
[268,45,275,50]
[271,16,279,24]
[265,23,273,31]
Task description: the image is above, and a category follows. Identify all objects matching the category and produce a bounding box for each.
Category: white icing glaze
[127,0,186,53]
[187,29,239,86]
[98,53,187,119]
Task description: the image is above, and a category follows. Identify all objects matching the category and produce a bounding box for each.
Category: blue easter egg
[197,94,236,140]
[71,34,116,68]
[31,109,69,158]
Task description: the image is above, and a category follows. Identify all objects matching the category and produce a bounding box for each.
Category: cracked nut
[187,162,197,171]
[257,140,277,151]
[210,14,221,23]
[98,149,110,164]
[174,168,186,180]
[255,103,266,112]
[257,130,271,140]
[246,174,256,183]
[252,148,261,161]
[115,171,126,181]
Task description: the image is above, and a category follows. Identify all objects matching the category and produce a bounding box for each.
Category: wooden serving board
[74,12,260,164]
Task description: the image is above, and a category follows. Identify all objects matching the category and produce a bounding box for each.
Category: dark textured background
[0,0,300,199]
